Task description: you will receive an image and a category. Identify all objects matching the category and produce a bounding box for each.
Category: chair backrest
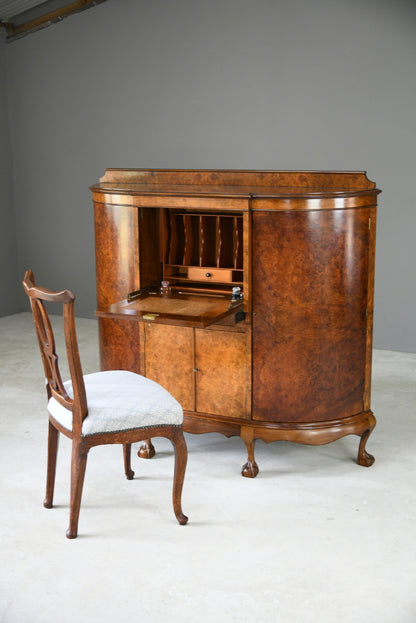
[22,270,87,435]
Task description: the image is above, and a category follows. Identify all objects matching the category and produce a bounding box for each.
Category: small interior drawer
[187,267,234,283]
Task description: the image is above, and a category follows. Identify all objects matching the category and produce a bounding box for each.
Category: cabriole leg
[170,429,188,525]
[241,427,259,478]
[357,429,375,467]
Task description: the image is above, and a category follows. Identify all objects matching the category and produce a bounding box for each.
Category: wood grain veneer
[91,169,380,476]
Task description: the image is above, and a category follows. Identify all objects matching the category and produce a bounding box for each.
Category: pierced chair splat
[22,270,188,539]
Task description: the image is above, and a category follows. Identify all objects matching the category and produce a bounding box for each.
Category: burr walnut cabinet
[91,169,380,477]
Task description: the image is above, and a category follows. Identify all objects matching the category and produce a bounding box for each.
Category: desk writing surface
[95,292,242,327]
[124,294,222,316]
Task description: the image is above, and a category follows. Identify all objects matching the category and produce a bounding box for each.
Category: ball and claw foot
[241,460,259,478]
[357,449,375,467]
[357,430,375,467]
[138,440,156,459]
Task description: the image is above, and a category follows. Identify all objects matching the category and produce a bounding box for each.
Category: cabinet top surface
[91,169,380,199]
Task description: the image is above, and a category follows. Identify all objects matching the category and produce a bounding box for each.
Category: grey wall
[0,31,19,315]
[3,0,416,352]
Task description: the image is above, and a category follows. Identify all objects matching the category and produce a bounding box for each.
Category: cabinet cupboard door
[144,324,195,412]
[143,324,250,419]
[252,209,370,423]
[195,329,250,419]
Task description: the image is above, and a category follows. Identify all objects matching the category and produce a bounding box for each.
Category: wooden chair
[23,270,188,538]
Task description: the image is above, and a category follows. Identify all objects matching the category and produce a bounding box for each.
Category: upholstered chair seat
[48,370,183,436]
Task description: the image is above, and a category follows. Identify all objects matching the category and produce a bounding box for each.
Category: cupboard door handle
[193,368,199,372]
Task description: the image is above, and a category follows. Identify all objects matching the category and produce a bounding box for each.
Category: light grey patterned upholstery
[47,370,183,436]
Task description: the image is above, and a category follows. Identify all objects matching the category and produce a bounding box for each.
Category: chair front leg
[44,420,59,509]
[67,441,89,539]
[170,428,188,525]
[123,443,135,480]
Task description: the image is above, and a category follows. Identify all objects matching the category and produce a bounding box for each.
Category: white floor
[1,313,415,623]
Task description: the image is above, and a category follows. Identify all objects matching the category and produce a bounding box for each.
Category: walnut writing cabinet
[91,169,380,477]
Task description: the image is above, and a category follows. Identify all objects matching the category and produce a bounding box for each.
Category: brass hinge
[368,217,372,230]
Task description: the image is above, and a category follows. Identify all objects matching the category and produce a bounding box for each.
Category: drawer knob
[205,272,212,277]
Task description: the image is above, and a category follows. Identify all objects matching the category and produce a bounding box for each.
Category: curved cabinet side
[252,206,371,423]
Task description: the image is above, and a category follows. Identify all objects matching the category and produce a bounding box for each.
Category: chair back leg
[44,421,59,509]
[123,443,135,480]
[67,441,89,539]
